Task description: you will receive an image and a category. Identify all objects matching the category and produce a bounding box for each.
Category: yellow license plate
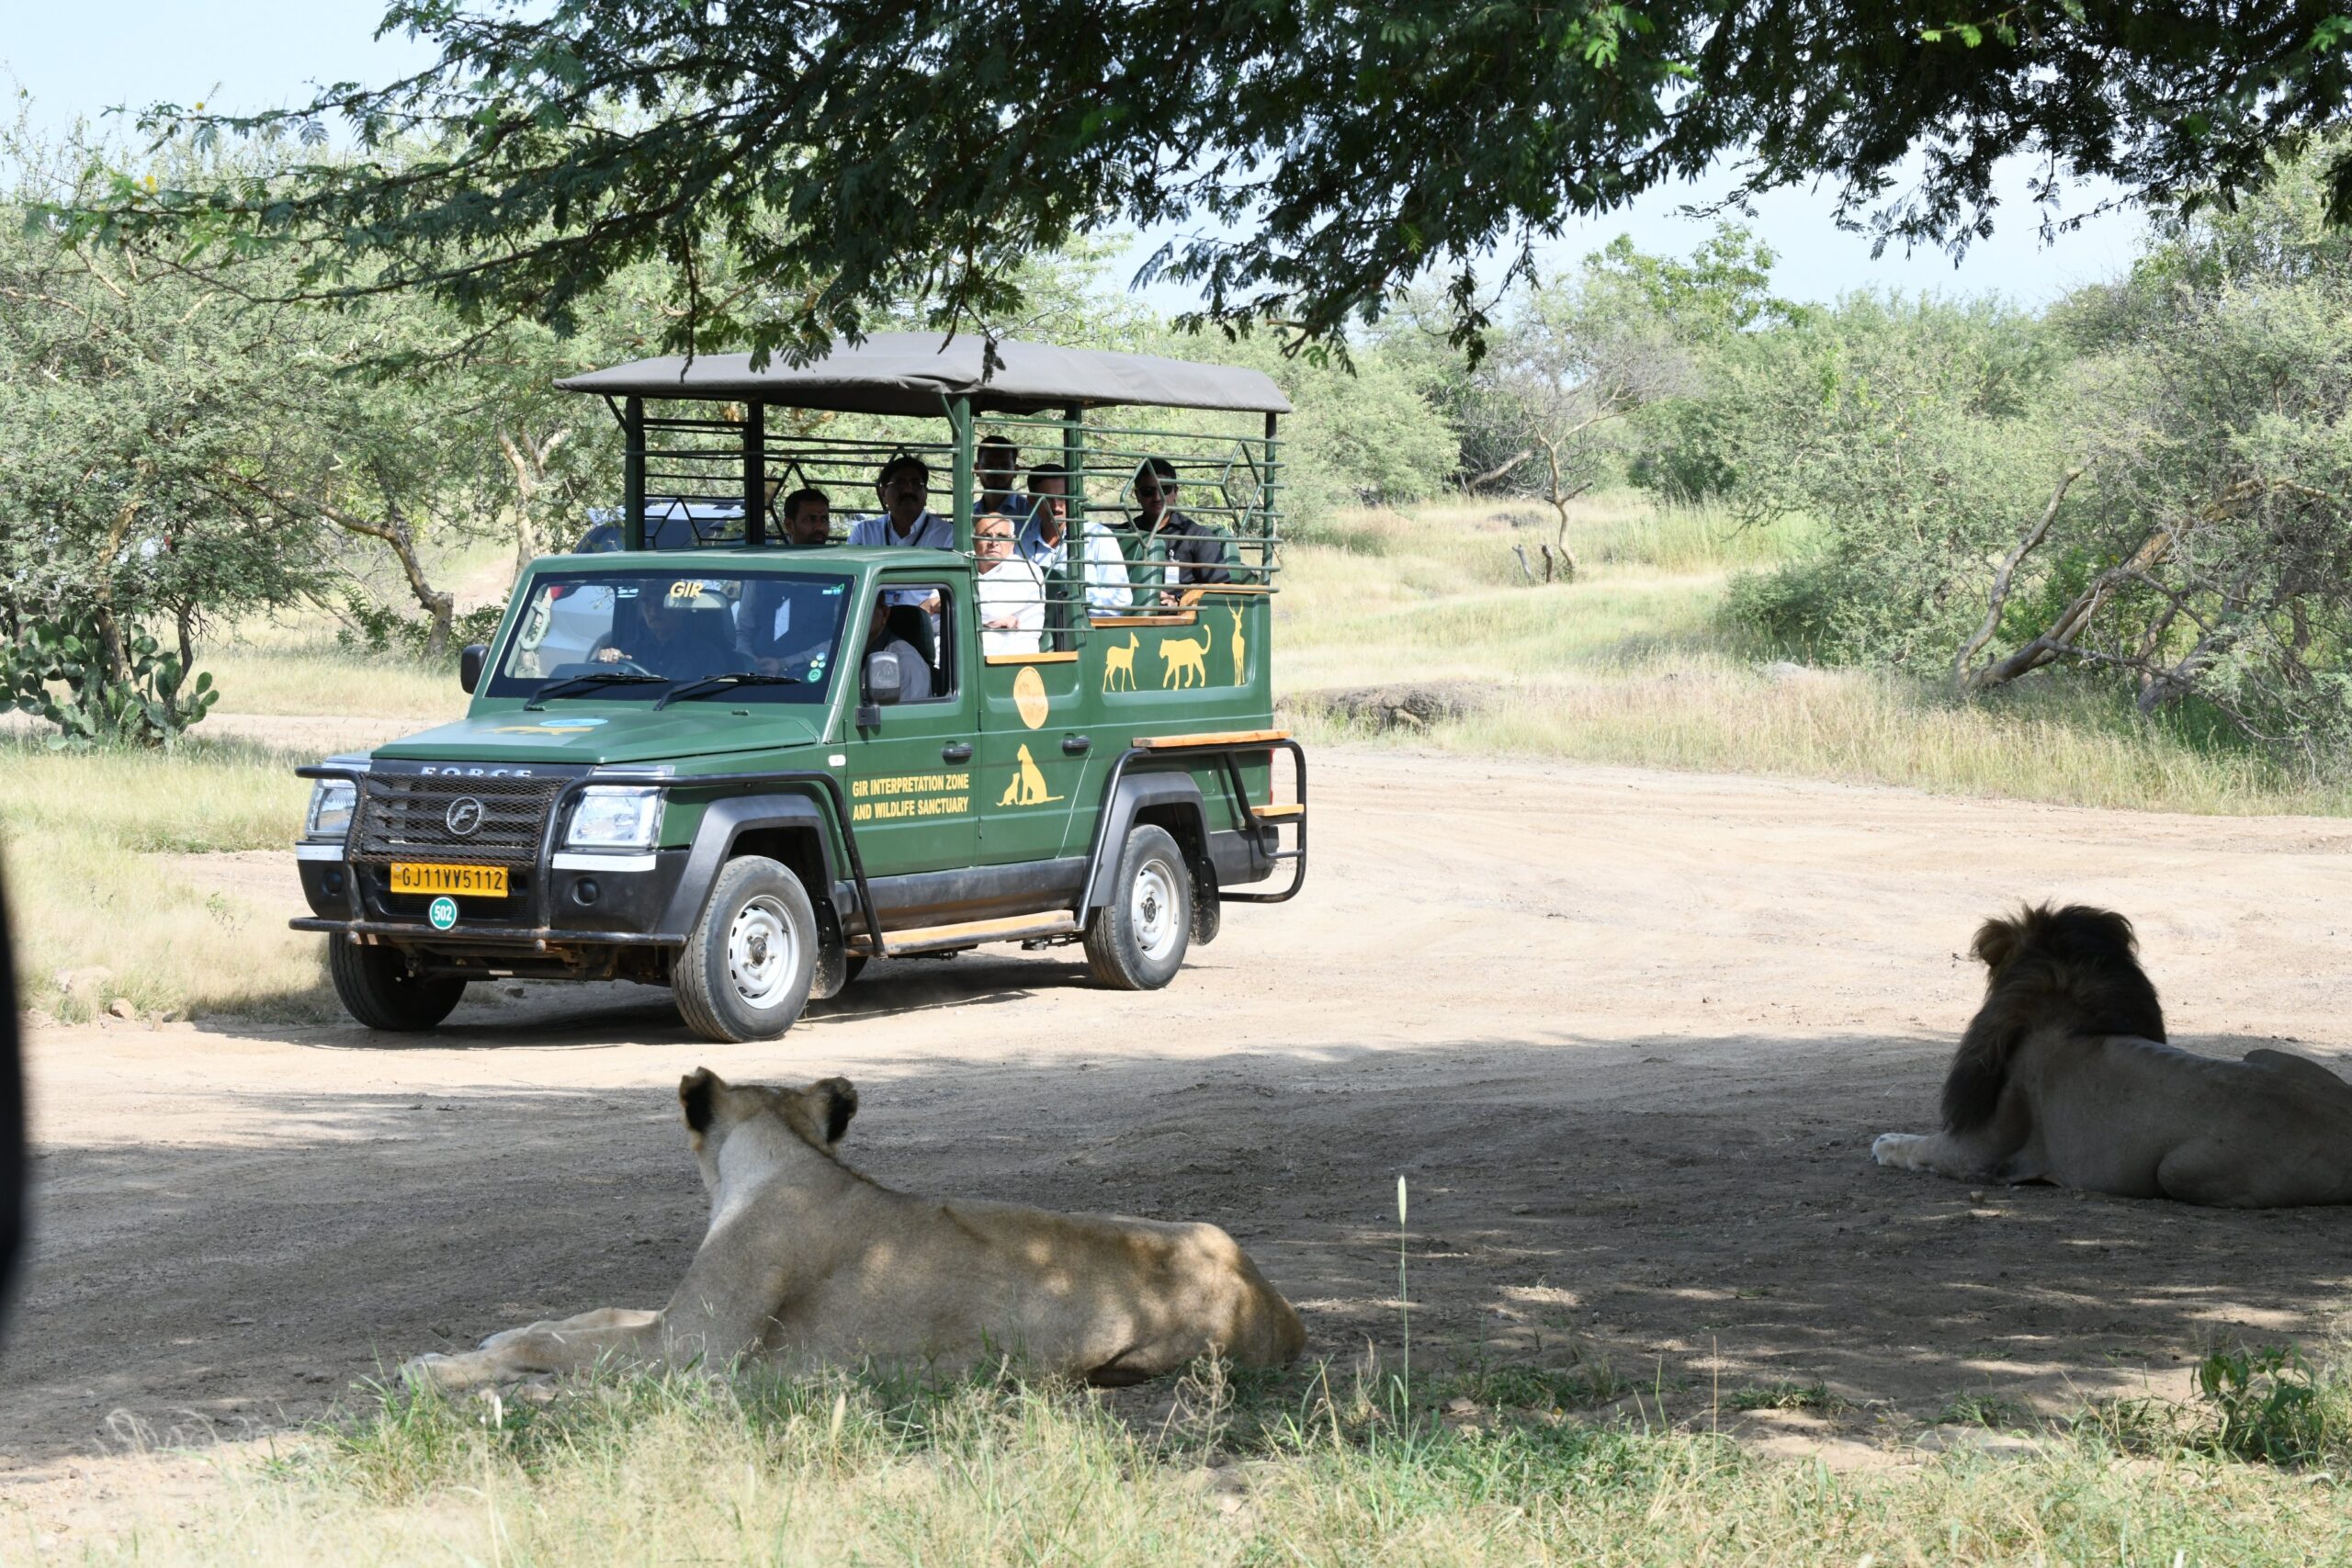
[390,863,509,897]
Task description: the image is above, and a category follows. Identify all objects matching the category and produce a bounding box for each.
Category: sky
[6,0,2152,315]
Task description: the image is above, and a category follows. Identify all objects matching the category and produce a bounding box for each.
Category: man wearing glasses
[1125,457,1232,608]
[848,454,952,619]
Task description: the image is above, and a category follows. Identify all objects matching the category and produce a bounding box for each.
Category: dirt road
[7,746,2352,1467]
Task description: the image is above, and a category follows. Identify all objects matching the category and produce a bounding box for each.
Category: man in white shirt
[1014,463,1129,617]
[973,513,1045,657]
[846,455,954,616]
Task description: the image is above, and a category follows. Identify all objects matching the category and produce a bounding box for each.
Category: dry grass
[0,736,331,1021]
[197,622,469,722]
[1279,496,2352,817]
[40,1358,2352,1566]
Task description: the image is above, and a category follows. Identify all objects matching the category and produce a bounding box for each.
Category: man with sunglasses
[1124,457,1232,608]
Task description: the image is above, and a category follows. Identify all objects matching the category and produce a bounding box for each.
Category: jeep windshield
[482,569,851,705]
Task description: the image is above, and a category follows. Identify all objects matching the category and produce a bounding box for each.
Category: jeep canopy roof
[555,333,1293,419]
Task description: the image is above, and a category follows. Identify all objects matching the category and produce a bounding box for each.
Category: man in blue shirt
[1015,462,1129,617]
[846,455,953,617]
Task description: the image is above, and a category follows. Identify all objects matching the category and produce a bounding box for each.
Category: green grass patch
[1441,1353,1631,1415]
[2087,1345,2352,1470]
[1722,1381,1846,1415]
[1937,1393,2028,1430]
[76,1356,2352,1565]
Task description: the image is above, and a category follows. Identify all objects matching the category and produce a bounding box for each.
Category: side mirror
[458,643,488,695]
[856,649,901,728]
[865,650,904,705]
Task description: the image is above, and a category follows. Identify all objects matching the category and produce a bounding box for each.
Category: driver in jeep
[592,586,742,676]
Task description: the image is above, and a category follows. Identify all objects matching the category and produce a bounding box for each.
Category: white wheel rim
[727,895,798,1008]
[1130,857,1182,964]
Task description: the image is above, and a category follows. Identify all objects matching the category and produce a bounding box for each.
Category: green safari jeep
[290,336,1306,1042]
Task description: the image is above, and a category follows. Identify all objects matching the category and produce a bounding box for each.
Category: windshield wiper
[653,671,804,710]
[524,671,670,710]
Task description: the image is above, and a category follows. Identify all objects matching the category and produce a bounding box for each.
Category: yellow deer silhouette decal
[996,743,1064,807]
[1227,606,1247,685]
[1159,622,1213,688]
[1102,632,1140,692]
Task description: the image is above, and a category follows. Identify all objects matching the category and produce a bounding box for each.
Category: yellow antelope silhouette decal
[1159,622,1213,688]
[1102,632,1140,692]
[997,743,1065,807]
[1227,606,1247,684]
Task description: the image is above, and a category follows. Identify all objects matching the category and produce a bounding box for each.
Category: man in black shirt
[1125,457,1231,607]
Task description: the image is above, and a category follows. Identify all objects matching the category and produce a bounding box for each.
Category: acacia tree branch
[1467,447,1534,488]
[1954,464,2085,691]
[1962,477,2269,694]
[214,471,455,645]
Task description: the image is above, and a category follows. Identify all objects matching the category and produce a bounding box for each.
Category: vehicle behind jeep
[292,335,1306,1042]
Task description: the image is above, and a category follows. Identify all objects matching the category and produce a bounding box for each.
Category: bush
[334,593,505,663]
[1708,296,2070,668]
[1,607,218,748]
[2195,1346,2346,1467]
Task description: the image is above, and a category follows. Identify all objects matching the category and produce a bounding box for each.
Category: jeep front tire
[1083,824,1192,990]
[329,941,468,1032]
[673,855,819,1043]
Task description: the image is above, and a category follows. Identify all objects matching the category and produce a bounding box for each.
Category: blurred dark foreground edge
[0,862,21,1348]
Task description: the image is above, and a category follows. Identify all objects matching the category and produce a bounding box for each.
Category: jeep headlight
[304,779,356,841]
[566,786,664,851]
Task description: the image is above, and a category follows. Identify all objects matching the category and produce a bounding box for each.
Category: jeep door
[975,647,1089,866]
[844,570,979,881]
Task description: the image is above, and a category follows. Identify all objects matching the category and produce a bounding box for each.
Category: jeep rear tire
[329,940,467,1032]
[673,855,818,1043]
[1083,824,1192,990]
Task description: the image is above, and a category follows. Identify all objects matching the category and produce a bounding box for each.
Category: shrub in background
[2,607,217,748]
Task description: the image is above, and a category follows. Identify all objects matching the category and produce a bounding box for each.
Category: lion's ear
[680,1067,721,1134]
[813,1077,858,1144]
[1971,915,2024,974]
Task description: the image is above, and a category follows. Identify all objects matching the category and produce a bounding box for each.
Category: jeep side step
[870,913,1083,957]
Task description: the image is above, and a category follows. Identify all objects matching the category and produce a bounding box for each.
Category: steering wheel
[594,656,659,677]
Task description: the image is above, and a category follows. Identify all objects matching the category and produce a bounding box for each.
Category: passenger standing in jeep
[1124,457,1232,607]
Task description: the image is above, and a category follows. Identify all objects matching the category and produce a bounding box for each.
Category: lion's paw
[1871,1133,1923,1168]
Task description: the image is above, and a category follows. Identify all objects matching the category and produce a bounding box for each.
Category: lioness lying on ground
[1873,904,2352,1207]
[405,1069,1306,1390]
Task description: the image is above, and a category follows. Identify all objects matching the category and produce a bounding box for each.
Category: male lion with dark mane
[405,1070,1306,1390]
[1872,905,2352,1207]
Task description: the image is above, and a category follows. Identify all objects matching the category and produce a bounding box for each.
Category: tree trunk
[1962,477,2265,694]
[498,425,571,590]
[1538,439,1581,583]
[90,496,146,689]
